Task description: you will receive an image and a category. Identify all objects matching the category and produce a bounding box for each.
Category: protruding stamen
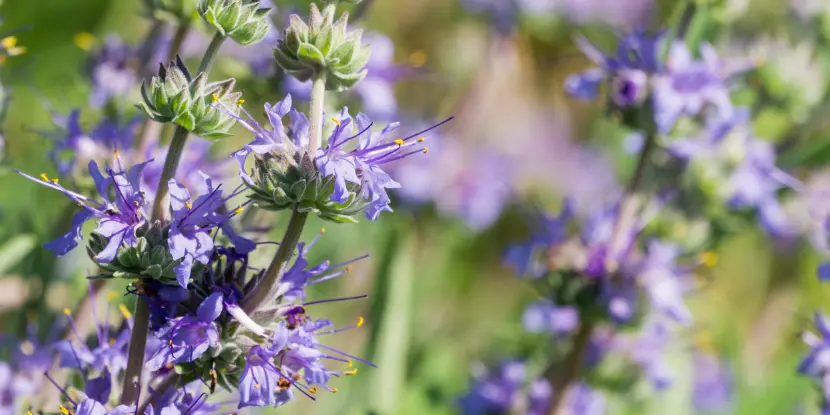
[422,148,429,154]
[40,173,49,182]
[393,139,404,145]
[321,227,326,234]
[59,405,71,415]
[211,94,219,102]
[332,118,341,127]
[356,316,365,328]
[331,388,339,393]
[51,178,59,184]
[237,99,245,106]
[309,387,318,394]
[234,206,244,215]
[344,368,358,376]
[417,136,425,142]
[185,201,193,210]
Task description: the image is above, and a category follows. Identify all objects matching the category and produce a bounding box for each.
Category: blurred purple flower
[522,301,579,335]
[505,201,572,277]
[458,361,525,415]
[87,35,139,108]
[692,352,733,413]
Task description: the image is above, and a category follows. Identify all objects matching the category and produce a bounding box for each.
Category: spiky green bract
[247,151,365,223]
[273,3,371,91]
[137,56,240,140]
[198,0,271,45]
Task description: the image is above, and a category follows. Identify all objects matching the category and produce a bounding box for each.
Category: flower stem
[544,320,595,415]
[137,373,180,413]
[119,297,150,404]
[198,32,225,74]
[242,210,309,314]
[120,32,226,405]
[307,73,327,158]
[150,125,189,220]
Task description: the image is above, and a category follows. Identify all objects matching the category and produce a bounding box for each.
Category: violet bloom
[522,301,579,335]
[87,35,139,108]
[526,378,553,415]
[228,94,300,185]
[563,383,606,415]
[692,352,733,413]
[152,381,220,415]
[565,31,662,106]
[458,361,525,415]
[637,242,692,324]
[168,173,254,288]
[0,362,37,413]
[652,42,737,133]
[316,109,453,219]
[146,292,223,370]
[45,109,142,175]
[16,157,150,262]
[276,233,368,302]
[238,345,289,408]
[462,0,519,34]
[505,201,572,277]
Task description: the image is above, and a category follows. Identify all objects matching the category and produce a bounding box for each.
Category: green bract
[137,56,241,140]
[247,151,367,223]
[273,3,371,91]
[198,0,271,45]
[87,223,197,285]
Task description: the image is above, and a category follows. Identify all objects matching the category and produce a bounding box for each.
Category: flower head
[145,292,223,370]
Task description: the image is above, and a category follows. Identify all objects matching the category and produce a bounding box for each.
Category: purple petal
[197,292,224,322]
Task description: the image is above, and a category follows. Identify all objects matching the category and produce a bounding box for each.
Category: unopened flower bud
[198,0,272,45]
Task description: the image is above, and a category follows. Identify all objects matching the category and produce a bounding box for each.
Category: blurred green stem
[544,320,595,414]
[120,31,227,405]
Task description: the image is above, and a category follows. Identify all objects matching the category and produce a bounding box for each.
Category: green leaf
[297,43,325,66]
[173,111,197,131]
[0,234,36,275]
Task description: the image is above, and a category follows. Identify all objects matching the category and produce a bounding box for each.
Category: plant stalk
[307,73,327,158]
[119,32,226,405]
[241,210,308,313]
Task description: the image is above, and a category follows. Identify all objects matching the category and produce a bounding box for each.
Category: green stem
[198,32,225,74]
[241,210,309,314]
[119,32,226,406]
[544,320,595,415]
[137,373,180,412]
[119,298,150,404]
[150,125,189,220]
[307,73,327,158]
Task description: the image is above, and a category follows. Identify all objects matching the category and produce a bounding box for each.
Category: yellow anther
[345,265,352,273]
[113,148,120,159]
[59,405,70,415]
[234,206,244,215]
[185,201,193,210]
[168,339,173,346]
[237,99,245,106]
[332,118,341,126]
[408,50,427,68]
[211,93,219,102]
[51,178,59,184]
[255,383,261,388]
[109,338,116,345]
[331,388,339,393]
[107,291,118,301]
[393,139,405,145]
[320,227,326,234]
[40,173,49,182]
[309,387,318,394]
[422,147,429,154]
[344,368,358,376]
[417,136,425,142]
[28,411,34,415]
[346,360,353,368]
[119,303,132,319]
[63,308,71,316]
[1,36,25,56]
[73,32,96,51]
[700,251,718,268]
[356,316,364,327]
[165,362,174,369]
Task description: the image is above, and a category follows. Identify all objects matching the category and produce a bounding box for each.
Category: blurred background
[1,0,830,413]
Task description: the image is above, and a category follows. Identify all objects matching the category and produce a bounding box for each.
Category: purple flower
[168,173,254,287]
[652,42,736,133]
[44,109,142,175]
[316,111,453,219]
[238,345,290,408]
[276,233,368,302]
[151,381,219,415]
[799,313,830,377]
[505,201,572,277]
[145,293,223,370]
[458,361,525,415]
[16,157,150,262]
[563,383,606,415]
[228,94,299,185]
[87,35,139,108]
[522,301,579,335]
[462,0,519,34]
[565,31,662,104]
[637,242,692,324]
[526,378,553,415]
[692,352,733,413]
